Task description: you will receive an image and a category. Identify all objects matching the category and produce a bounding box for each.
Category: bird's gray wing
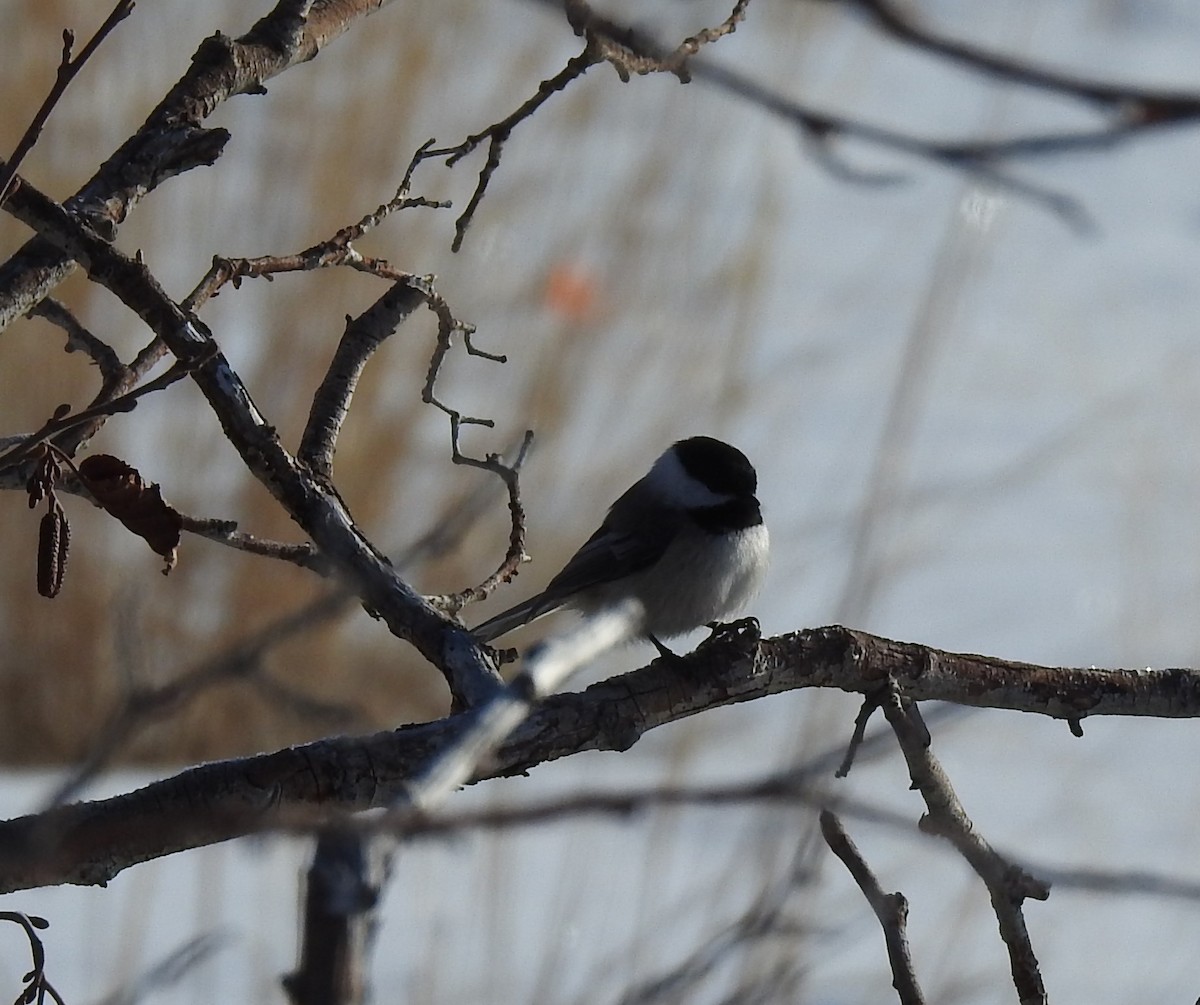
[538,481,679,601]
[540,515,672,602]
[473,483,680,641]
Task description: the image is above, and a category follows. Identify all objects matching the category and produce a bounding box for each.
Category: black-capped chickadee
[473,436,768,651]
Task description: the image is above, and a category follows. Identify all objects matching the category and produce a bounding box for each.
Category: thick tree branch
[4,623,1200,893]
[403,600,642,811]
[298,279,429,477]
[49,474,516,808]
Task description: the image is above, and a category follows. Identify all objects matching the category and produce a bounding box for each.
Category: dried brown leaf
[78,454,182,572]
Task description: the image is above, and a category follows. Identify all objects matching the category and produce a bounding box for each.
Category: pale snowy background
[3,1,1200,1002]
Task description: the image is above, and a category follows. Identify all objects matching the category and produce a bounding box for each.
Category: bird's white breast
[577,522,769,638]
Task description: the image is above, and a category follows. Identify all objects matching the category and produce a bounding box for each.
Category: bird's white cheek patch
[645,449,731,508]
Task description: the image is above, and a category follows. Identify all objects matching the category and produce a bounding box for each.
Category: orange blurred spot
[543,263,600,322]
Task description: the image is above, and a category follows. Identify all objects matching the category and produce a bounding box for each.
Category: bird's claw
[701,616,761,648]
[647,633,682,662]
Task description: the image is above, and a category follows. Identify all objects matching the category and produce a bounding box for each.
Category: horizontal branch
[0,623,1197,893]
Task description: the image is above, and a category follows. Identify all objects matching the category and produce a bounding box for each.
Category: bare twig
[92,932,229,1005]
[333,137,451,242]
[617,825,817,1005]
[423,431,535,616]
[450,430,535,607]
[836,691,884,778]
[248,673,362,727]
[184,142,450,311]
[820,809,924,1005]
[691,56,1095,231]
[411,279,532,611]
[564,0,751,82]
[417,280,501,437]
[43,588,356,808]
[0,347,214,475]
[528,0,1200,230]
[177,515,327,572]
[357,774,1200,909]
[25,297,124,385]
[881,688,1048,1004]
[0,0,136,205]
[0,910,63,1005]
[19,298,172,462]
[424,0,752,250]
[425,49,601,250]
[371,769,834,837]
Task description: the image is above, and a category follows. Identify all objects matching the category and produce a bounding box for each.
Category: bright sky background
[4,1,1200,1002]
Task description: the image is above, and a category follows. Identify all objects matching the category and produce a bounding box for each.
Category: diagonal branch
[5,164,504,710]
[48,471,517,808]
[423,0,753,249]
[0,0,135,205]
[0,350,211,479]
[881,689,1048,1004]
[177,516,327,571]
[0,0,408,330]
[533,0,1200,229]
[820,809,924,1005]
[298,279,429,477]
[402,600,643,811]
[848,0,1200,118]
[426,48,602,251]
[24,297,124,386]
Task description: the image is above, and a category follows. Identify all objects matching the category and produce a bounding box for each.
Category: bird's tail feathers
[472,595,563,643]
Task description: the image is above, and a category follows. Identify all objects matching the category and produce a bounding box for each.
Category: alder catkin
[36,506,69,598]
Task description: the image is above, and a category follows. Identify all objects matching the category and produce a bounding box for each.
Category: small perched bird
[473,436,769,651]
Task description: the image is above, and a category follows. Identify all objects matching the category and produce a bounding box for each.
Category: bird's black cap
[673,436,757,497]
